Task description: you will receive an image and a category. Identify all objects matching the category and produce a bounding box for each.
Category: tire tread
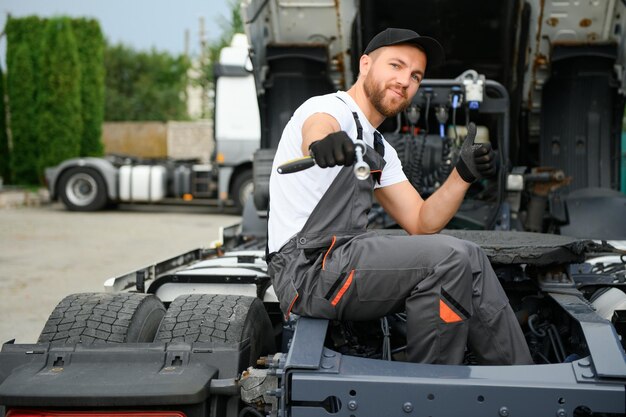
[38,293,162,345]
[155,294,253,344]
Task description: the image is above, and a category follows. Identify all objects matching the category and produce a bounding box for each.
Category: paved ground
[0,203,240,344]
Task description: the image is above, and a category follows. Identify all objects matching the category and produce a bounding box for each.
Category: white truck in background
[45,33,260,213]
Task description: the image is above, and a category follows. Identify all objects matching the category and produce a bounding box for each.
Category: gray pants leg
[294,233,532,365]
[463,239,533,365]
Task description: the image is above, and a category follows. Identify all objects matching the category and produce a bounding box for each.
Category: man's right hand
[309,131,355,168]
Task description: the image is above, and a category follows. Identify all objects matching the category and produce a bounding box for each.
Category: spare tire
[155,294,275,366]
[38,293,166,345]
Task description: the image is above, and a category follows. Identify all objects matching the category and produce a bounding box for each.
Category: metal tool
[277,141,370,180]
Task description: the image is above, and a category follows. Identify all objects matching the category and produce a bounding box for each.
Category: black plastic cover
[0,341,243,407]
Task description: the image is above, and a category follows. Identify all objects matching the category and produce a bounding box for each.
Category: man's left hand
[455,123,496,183]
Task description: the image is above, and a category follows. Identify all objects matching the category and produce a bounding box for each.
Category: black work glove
[455,122,496,183]
[309,131,355,168]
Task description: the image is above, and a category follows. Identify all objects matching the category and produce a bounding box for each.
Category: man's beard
[363,73,411,118]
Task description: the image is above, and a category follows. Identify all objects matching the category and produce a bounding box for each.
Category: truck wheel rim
[66,173,97,206]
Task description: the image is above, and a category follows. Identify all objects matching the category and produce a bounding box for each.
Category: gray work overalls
[268,107,532,365]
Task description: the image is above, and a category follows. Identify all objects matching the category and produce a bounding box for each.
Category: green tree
[7,42,39,184]
[6,16,44,88]
[0,67,10,184]
[5,15,44,184]
[105,44,190,121]
[72,18,105,156]
[209,0,244,62]
[37,17,83,172]
[197,0,245,118]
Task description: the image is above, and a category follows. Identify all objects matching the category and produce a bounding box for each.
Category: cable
[452,94,459,145]
[528,314,546,337]
[403,108,416,170]
[394,313,407,322]
[245,0,270,24]
[380,317,392,361]
[546,327,563,363]
[417,94,431,189]
[394,113,402,134]
[406,94,430,193]
[549,324,567,362]
[239,406,265,417]
[423,92,432,135]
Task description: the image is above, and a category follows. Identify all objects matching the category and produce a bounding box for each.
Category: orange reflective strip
[439,299,462,323]
[370,169,382,173]
[322,235,337,270]
[331,270,355,306]
[285,293,299,320]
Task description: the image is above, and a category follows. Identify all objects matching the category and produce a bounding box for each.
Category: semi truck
[45,33,260,213]
[2,1,626,417]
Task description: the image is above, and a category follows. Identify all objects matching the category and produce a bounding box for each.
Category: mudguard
[45,158,119,201]
[0,341,243,408]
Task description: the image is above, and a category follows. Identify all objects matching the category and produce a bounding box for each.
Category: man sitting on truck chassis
[266,28,533,365]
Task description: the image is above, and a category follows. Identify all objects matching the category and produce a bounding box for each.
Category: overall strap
[335,95,363,141]
[335,95,384,157]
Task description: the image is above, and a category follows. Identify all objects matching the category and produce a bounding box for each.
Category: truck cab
[213,33,261,212]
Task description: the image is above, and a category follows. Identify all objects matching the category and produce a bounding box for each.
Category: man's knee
[447,236,491,276]
[417,235,474,291]
[441,236,474,269]
[414,234,472,266]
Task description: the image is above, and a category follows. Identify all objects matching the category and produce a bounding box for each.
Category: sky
[0,0,233,68]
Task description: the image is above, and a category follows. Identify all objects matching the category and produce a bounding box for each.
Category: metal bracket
[548,291,626,378]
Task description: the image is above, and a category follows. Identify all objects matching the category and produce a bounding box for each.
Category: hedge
[5,16,44,184]
[7,41,39,184]
[104,44,190,121]
[0,67,9,184]
[36,17,83,172]
[72,18,105,157]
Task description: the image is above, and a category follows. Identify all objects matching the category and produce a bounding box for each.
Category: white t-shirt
[267,91,407,253]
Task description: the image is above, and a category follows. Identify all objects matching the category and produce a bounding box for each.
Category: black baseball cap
[363,28,445,69]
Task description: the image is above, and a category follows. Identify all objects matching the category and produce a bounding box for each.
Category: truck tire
[38,293,166,345]
[155,294,275,365]
[231,170,253,213]
[58,167,108,211]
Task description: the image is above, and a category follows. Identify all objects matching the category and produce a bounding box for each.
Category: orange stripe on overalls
[285,293,299,319]
[439,299,462,323]
[322,235,337,270]
[331,270,355,306]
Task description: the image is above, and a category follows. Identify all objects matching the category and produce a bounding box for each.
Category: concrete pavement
[0,203,240,344]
